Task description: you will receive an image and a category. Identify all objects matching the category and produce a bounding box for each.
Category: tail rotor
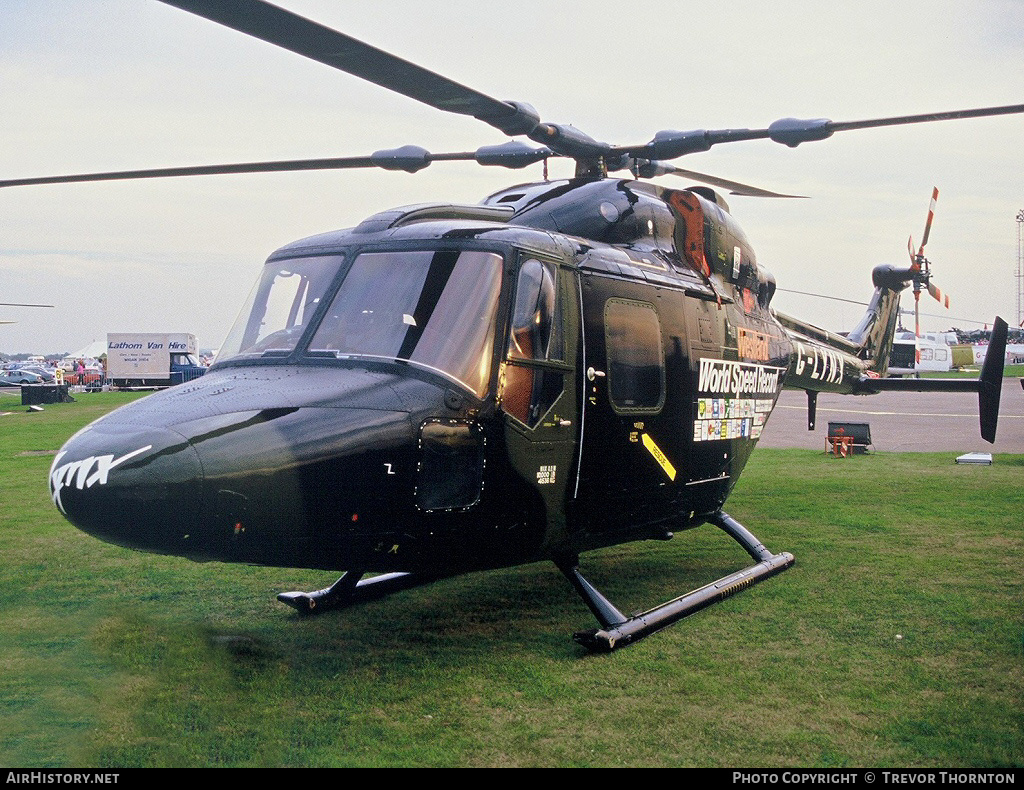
[906,187,950,354]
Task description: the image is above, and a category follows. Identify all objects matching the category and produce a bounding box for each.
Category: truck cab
[169,353,207,385]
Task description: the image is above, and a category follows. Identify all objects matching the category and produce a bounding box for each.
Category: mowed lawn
[1,392,1021,767]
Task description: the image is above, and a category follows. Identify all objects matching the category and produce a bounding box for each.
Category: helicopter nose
[49,424,203,555]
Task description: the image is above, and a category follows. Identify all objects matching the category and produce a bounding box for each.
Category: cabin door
[573,273,680,534]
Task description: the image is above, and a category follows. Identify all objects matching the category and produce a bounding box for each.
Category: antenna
[1016,209,1024,328]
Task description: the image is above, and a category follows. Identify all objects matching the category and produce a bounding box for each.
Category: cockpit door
[496,256,579,539]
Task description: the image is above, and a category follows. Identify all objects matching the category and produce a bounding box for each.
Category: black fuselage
[50,179,849,576]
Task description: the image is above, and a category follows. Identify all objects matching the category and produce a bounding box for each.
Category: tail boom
[772,259,1006,443]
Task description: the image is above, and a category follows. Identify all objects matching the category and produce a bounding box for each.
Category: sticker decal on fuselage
[49,445,153,514]
[641,433,677,481]
[694,397,774,441]
[698,358,783,397]
[694,359,783,442]
[737,328,773,362]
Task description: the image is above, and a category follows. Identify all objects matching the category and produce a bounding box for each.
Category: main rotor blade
[157,0,537,136]
[829,104,1024,134]
[0,141,553,189]
[0,156,381,188]
[779,289,982,324]
[657,164,807,198]
[615,103,1024,160]
[774,288,868,307]
[0,150,487,189]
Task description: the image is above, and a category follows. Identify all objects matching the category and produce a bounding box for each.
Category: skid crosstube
[560,511,794,652]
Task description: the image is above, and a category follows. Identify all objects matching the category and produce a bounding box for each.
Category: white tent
[62,340,107,366]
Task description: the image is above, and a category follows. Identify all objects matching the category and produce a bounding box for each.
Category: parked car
[0,370,44,385]
[66,367,104,386]
[16,365,56,382]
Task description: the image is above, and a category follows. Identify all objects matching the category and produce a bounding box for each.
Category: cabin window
[308,249,503,398]
[416,420,485,511]
[499,259,564,427]
[500,365,565,428]
[604,299,665,413]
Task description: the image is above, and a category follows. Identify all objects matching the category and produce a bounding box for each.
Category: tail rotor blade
[906,187,947,352]
[919,186,939,252]
[927,280,950,308]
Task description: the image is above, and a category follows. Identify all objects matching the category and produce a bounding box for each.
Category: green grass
[1,392,1021,767]
[921,363,1024,379]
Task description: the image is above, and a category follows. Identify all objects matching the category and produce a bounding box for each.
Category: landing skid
[559,510,794,652]
[277,570,433,614]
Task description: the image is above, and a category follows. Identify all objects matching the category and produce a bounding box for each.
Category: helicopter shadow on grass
[221,534,753,665]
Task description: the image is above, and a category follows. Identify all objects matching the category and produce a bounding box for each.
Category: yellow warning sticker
[641,433,677,481]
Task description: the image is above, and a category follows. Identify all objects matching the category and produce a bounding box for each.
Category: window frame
[499,255,572,429]
[603,297,666,415]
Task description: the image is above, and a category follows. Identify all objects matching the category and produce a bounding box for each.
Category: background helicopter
[3,1,1022,650]
[0,304,54,327]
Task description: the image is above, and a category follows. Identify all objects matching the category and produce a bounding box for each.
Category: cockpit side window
[507,259,560,363]
[499,258,566,428]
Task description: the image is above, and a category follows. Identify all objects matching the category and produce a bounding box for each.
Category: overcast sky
[2,0,1022,355]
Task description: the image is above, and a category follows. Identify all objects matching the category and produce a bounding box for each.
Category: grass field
[921,363,1024,379]
[1,392,1021,767]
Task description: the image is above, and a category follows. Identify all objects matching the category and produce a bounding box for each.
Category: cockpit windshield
[308,249,503,397]
[216,255,342,363]
[216,249,504,396]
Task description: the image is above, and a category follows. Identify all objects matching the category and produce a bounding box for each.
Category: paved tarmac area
[5,380,1024,453]
[758,377,1024,454]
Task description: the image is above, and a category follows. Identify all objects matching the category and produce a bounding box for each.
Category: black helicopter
[7,0,1017,651]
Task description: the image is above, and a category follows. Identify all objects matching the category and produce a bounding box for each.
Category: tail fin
[852,317,1008,443]
[979,317,1007,443]
[845,264,913,374]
